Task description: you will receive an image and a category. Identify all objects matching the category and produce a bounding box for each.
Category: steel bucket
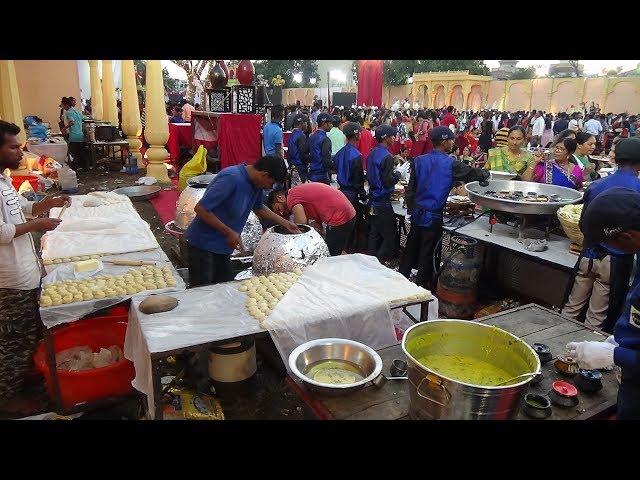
[401,320,540,420]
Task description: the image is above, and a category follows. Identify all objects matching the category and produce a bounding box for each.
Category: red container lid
[552,380,578,397]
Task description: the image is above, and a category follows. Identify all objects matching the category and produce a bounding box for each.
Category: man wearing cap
[367,124,401,264]
[562,137,640,332]
[566,188,640,419]
[308,112,334,184]
[287,114,311,185]
[334,122,367,251]
[267,183,356,256]
[399,126,489,289]
[263,105,284,158]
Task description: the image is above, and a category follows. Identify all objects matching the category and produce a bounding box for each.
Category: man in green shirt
[327,115,346,158]
[62,98,86,170]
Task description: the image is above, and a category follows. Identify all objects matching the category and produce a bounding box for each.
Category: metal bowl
[288,338,383,396]
[489,170,517,180]
[465,180,582,215]
[112,185,162,201]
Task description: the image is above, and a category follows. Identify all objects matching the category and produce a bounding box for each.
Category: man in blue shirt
[308,112,333,184]
[366,124,401,264]
[399,126,489,289]
[562,138,640,332]
[263,105,284,157]
[567,188,640,419]
[287,114,311,184]
[185,155,300,286]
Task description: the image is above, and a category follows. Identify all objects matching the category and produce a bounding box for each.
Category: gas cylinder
[436,235,482,319]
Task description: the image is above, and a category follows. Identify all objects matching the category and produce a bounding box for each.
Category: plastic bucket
[34,318,134,410]
[11,175,39,192]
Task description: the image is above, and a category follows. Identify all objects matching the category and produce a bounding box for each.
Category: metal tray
[465,180,582,215]
[112,185,162,201]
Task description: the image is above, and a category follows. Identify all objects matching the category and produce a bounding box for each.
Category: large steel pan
[465,180,582,215]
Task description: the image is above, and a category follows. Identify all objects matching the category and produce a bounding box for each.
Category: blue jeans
[187,243,234,287]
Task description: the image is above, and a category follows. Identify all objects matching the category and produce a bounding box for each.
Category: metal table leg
[151,356,163,420]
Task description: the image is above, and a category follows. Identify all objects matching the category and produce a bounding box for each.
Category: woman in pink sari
[532,137,584,190]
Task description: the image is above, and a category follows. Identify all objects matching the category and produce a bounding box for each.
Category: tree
[382,60,491,85]
[171,60,212,103]
[567,60,584,77]
[509,66,537,80]
[254,60,319,88]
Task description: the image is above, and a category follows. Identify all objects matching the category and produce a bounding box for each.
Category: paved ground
[2,168,314,420]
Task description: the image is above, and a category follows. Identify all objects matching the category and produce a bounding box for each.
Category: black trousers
[618,379,640,420]
[603,254,634,333]
[344,196,365,253]
[187,242,234,287]
[68,141,87,170]
[399,223,442,290]
[368,205,398,262]
[326,217,357,256]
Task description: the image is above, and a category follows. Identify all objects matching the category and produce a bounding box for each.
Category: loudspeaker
[332,92,357,109]
[266,86,283,106]
[256,86,270,106]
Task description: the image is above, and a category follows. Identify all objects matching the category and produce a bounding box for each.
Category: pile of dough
[238,268,303,325]
[40,264,177,307]
[43,254,103,266]
[392,287,433,305]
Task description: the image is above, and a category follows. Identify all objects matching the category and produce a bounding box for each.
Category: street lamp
[293,73,302,83]
[309,77,317,85]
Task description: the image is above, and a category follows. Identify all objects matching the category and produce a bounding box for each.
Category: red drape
[167,123,193,161]
[356,60,383,108]
[217,114,263,169]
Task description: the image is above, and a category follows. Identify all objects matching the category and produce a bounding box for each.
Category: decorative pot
[237,60,255,86]
[218,60,229,80]
[252,224,329,275]
[208,60,228,89]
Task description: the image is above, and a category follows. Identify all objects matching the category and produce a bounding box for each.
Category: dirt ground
[14,168,314,420]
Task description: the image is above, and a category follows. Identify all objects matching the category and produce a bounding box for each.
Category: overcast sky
[162,60,640,80]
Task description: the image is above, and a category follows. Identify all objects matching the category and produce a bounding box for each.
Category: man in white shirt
[568,112,582,132]
[583,113,603,136]
[531,111,546,147]
[391,99,400,112]
[0,121,68,410]
[413,101,420,110]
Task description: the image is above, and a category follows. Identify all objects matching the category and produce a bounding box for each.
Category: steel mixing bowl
[288,338,383,396]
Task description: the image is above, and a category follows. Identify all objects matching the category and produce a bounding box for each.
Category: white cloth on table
[40,216,159,261]
[26,141,69,163]
[125,283,264,418]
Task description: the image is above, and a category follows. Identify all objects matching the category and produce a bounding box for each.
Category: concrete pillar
[101,60,118,125]
[143,60,170,184]
[0,61,25,144]
[89,60,103,120]
[121,60,142,164]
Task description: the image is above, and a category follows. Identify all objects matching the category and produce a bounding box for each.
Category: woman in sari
[532,137,584,190]
[573,131,599,181]
[485,126,539,179]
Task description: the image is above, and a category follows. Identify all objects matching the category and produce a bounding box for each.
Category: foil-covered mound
[252,224,329,275]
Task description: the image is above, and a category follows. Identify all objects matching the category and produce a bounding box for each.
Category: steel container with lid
[402,320,540,420]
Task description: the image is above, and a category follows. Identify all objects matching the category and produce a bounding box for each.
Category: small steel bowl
[288,338,383,396]
[554,354,580,377]
[533,343,553,364]
[523,393,552,419]
[390,359,408,377]
[575,369,603,393]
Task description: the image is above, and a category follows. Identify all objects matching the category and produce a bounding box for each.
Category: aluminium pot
[252,224,329,275]
[402,320,540,420]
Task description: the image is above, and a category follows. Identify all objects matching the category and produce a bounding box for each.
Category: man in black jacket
[287,114,311,184]
[553,112,569,135]
[400,126,489,289]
